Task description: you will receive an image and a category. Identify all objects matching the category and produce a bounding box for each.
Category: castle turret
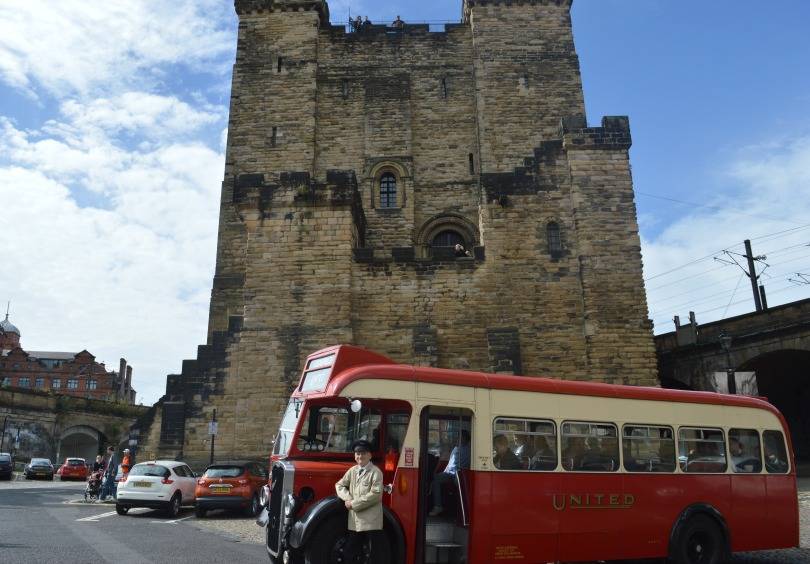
[464,0,585,172]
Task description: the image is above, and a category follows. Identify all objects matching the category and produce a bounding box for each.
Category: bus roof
[312,346,781,417]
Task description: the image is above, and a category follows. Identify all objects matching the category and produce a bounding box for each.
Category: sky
[1,0,809,405]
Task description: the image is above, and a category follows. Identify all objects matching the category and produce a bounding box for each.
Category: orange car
[57,458,88,481]
[194,461,268,518]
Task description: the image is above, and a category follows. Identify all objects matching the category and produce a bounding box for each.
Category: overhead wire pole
[744,239,763,312]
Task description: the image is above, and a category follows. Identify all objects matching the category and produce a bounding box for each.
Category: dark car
[24,458,55,480]
[0,452,13,480]
[194,461,268,517]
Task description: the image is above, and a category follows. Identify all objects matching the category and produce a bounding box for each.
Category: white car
[115,460,197,517]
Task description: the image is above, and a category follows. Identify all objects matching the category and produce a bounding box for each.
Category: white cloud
[0,0,234,98]
[0,96,224,404]
[643,134,810,333]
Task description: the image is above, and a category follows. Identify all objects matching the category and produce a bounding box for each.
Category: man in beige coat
[336,439,384,562]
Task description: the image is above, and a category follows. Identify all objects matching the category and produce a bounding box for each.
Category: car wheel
[116,504,129,515]
[670,514,727,564]
[195,507,207,518]
[245,493,260,517]
[165,493,181,518]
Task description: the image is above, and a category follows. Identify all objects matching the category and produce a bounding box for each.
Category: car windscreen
[30,459,51,465]
[204,466,245,478]
[67,459,85,466]
[128,464,170,478]
[0,454,10,462]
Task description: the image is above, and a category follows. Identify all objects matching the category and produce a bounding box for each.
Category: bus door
[417,407,473,564]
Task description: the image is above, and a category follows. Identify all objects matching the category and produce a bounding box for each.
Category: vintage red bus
[258,344,799,564]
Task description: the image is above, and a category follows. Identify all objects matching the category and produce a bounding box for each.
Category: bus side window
[729,428,762,473]
[386,413,410,452]
[562,421,619,472]
[763,430,789,474]
[622,425,676,472]
[678,427,727,473]
[493,417,557,471]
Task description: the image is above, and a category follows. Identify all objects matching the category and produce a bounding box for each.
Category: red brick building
[0,314,136,404]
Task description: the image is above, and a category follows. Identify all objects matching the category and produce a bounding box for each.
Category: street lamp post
[209,409,218,466]
[719,332,736,395]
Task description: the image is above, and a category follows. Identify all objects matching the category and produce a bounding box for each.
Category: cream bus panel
[417,382,476,404]
[340,379,417,403]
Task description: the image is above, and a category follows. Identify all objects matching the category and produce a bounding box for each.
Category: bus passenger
[429,430,470,516]
[336,440,385,562]
[529,435,556,470]
[493,434,521,470]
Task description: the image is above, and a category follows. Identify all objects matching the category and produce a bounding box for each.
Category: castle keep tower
[145,0,658,463]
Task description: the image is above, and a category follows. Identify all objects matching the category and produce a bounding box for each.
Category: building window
[547,222,563,255]
[35,378,44,389]
[88,380,98,390]
[67,379,79,390]
[18,377,30,388]
[52,379,62,389]
[431,230,465,249]
[1,377,9,387]
[379,173,397,208]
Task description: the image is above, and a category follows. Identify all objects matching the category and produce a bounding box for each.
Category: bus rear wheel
[670,514,727,564]
[304,516,391,564]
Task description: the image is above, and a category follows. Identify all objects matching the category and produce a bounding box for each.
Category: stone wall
[140,0,658,465]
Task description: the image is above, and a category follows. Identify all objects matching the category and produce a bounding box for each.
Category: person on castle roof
[392,15,404,29]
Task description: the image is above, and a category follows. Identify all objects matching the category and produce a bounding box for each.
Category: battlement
[234,0,329,23]
[560,115,632,151]
[463,0,573,21]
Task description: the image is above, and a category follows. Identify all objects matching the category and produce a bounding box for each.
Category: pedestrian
[335,439,386,562]
[99,446,118,502]
[121,448,132,480]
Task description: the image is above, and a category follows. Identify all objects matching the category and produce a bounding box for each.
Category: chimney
[125,366,132,393]
[118,358,127,398]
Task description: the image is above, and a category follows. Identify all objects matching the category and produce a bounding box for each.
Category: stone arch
[57,425,104,463]
[738,349,810,462]
[416,213,479,251]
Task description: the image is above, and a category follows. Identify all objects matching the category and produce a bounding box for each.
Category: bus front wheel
[670,514,727,564]
[304,516,391,564]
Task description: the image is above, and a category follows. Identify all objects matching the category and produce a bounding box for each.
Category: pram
[85,470,103,502]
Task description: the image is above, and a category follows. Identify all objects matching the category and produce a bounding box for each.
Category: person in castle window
[493,434,521,470]
[454,243,471,257]
[392,15,405,29]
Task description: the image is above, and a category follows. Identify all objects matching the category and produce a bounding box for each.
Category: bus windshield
[273,399,303,456]
[296,403,381,454]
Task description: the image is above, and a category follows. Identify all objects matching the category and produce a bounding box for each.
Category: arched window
[379,173,397,208]
[431,230,465,248]
[547,222,562,255]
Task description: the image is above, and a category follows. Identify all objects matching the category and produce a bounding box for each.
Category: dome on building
[0,314,20,336]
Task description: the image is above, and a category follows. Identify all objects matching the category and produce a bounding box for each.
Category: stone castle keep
[139,0,658,463]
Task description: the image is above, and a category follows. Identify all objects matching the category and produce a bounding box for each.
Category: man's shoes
[428,506,443,517]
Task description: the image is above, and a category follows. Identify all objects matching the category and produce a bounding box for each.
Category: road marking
[77,511,118,522]
[151,515,195,524]
[76,508,149,522]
